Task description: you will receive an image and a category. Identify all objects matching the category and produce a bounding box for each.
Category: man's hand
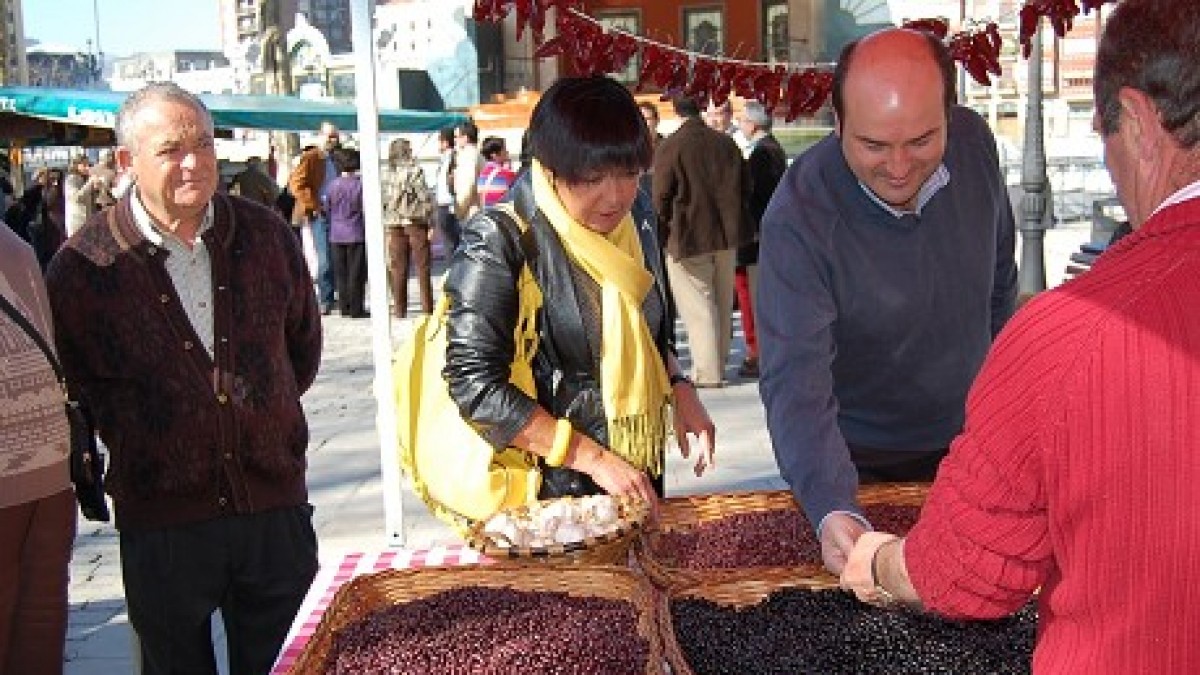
[819,512,870,575]
[840,531,900,606]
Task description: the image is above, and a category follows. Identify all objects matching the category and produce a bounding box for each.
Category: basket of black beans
[291,564,667,674]
[636,484,929,591]
[660,568,1037,675]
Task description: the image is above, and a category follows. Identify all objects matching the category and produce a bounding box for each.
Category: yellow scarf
[530,160,670,476]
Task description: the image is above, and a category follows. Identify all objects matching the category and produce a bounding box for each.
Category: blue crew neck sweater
[757,105,1018,527]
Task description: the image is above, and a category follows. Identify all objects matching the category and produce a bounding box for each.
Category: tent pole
[350,0,406,548]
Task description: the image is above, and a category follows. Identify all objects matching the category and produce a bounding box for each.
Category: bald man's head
[832,28,956,130]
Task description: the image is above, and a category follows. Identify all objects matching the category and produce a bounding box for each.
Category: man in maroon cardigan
[46,82,322,675]
[840,1,1200,672]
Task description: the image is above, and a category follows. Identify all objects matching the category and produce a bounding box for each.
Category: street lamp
[1018,17,1049,296]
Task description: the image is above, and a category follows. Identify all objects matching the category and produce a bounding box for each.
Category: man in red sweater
[841,0,1200,672]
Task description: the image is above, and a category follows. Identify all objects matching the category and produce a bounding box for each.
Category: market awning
[0,86,468,145]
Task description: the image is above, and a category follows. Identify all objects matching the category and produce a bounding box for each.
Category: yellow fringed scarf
[530,160,671,476]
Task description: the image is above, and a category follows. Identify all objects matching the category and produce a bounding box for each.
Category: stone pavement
[63,220,1090,674]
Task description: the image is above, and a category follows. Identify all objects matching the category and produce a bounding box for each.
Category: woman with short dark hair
[441,76,716,504]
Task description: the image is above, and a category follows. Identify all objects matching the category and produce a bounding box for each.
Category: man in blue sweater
[758,27,1017,575]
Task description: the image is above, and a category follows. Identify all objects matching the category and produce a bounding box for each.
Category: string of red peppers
[472,0,1117,120]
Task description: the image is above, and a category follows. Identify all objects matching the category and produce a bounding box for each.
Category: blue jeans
[311,215,335,306]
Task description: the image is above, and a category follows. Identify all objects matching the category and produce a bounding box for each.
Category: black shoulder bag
[0,293,110,522]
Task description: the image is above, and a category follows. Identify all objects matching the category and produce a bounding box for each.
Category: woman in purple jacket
[324,147,368,317]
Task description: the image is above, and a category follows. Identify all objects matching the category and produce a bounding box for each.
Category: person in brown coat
[652,96,753,387]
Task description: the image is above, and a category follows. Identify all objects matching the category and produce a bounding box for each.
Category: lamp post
[1018,17,1048,296]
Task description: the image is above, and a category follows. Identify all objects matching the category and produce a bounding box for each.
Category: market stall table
[271,545,492,674]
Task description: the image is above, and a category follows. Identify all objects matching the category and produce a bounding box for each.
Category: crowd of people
[3,0,1198,671]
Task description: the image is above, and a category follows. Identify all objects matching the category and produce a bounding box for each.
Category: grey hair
[388,138,412,169]
[742,101,772,131]
[115,82,213,152]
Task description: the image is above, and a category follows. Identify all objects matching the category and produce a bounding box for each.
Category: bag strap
[0,292,66,386]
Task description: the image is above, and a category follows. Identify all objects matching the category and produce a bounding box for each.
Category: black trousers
[120,505,318,675]
[436,205,460,258]
[849,445,949,484]
[332,242,367,317]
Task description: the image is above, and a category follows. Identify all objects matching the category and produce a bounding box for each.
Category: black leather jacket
[443,173,674,497]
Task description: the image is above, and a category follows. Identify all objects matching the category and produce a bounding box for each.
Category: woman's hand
[671,382,716,476]
[569,437,659,512]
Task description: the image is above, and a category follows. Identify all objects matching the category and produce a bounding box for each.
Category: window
[683,7,723,57]
[762,1,789,63]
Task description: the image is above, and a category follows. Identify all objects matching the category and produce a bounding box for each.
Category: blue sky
[24,0,222,57]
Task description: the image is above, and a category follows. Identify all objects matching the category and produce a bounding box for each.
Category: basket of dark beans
[465,494,651,566]
[636,484,928,591]
[291,564,667,674]
[660,568,1036,675]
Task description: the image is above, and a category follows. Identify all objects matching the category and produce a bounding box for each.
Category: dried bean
[323,586,648,674]
[671,588,1035,675]
[657,505,921,569]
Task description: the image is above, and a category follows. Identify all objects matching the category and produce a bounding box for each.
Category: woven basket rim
[465,494,650,559]
[636,485,928,590]
[289,563,666,675]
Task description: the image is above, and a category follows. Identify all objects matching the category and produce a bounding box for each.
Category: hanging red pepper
[684,57,717,106]
[711,61,741,107]
[637,42,669,91]
[609,31,639,75]
[755,66,786,116]
[902,18,950,39]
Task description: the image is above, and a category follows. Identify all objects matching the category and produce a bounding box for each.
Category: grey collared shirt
[130,193,216,356]
[859,163,950,218]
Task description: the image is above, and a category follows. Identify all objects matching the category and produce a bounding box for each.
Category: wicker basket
[289,564,667,675]
[636,483,928,591]
[658,568,842,675]
[465,495,650,566]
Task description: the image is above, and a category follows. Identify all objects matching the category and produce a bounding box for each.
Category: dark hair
[331,147,360,173]
[527,76,652,183]
[456,121,479,144]
[1096,0,1200,148]
[672,96,702,118]
[481,136,506,161]
[439,126,455,145]
[832,30,956,125]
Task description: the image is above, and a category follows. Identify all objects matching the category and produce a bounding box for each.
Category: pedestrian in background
[733,101,787,379]
[381,138,434,318]
[63,154,98,237]
[477,135,516,207]
[46,82,321,675]
[290,121,341,314]
[434,126,460,257]
[451,121,483,224]
[0,223,75,675]
[325,146,368,318]
[653,96,754,388]
[228,155,280,210]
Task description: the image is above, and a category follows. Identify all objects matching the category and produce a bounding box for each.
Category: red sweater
[905,197,1200,674]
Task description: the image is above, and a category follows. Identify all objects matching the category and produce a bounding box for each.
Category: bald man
[757,28,1017,574]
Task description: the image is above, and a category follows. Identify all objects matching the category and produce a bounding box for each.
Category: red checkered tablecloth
[271,545,491,674]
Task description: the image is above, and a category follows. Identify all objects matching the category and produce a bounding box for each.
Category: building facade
[0,0,27,84]
[107,51,233,94]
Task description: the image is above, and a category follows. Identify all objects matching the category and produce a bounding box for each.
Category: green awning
[0,86,467,144]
